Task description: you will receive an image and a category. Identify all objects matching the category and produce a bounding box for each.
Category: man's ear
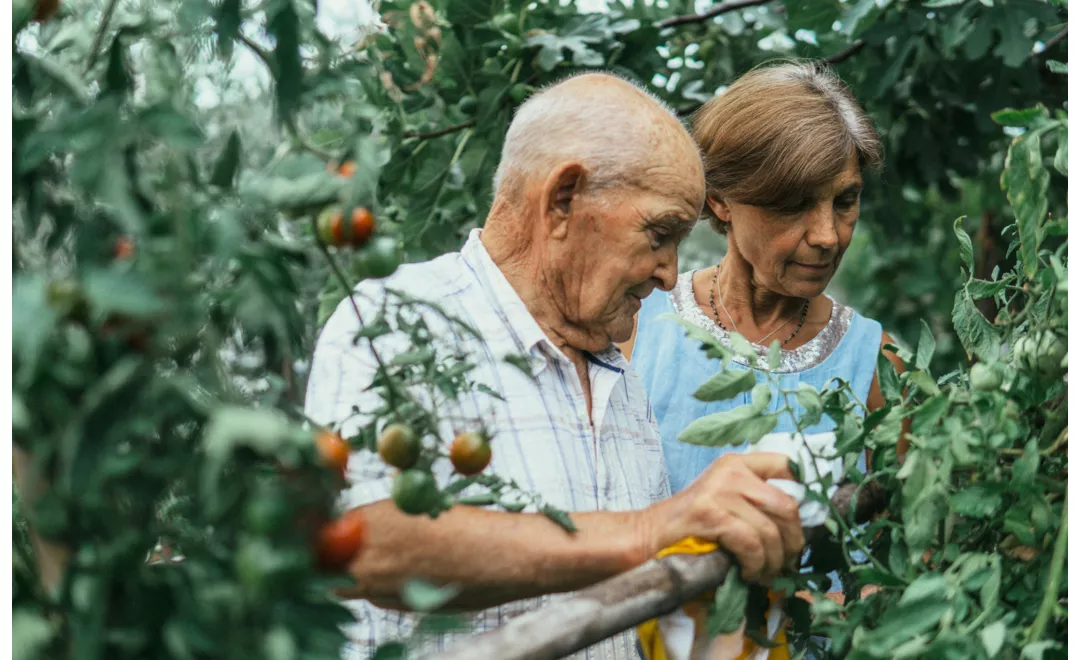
[706,197,732,226]
[541,162,586,240]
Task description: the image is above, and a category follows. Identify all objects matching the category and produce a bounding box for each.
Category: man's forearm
[340,500,653,611]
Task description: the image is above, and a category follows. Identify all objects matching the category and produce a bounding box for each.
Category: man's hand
[641,452,804,584]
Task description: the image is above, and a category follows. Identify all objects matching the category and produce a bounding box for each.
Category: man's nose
[654,245,679,292]
[805,203,839,251]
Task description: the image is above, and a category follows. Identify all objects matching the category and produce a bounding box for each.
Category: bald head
[492,72,703,202]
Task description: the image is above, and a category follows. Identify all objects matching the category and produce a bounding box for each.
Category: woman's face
[711,155,863,299]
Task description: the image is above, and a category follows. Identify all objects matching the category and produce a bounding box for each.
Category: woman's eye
[835,196,859,210]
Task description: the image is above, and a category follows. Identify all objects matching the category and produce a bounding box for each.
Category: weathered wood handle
[430,481,885,660]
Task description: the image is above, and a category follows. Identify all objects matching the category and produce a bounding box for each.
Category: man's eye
[648,228,670,246]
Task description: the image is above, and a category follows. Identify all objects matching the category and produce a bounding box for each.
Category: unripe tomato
[316,431,350,479]
[492,12,519,34]
[377,424,420,470]
[392,469,440,515]
[244,492,291,535]
[509,83,532,103]
[356,236,402,280]
[46,278,88,323]
[449,432,492,476]
[315,509,368,570]
[457,95,478,116]
[969,362,1002,391]
[1034,332,1066,377]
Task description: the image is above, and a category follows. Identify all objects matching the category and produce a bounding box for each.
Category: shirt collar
[460,229,551,357]
[460,229,626,373]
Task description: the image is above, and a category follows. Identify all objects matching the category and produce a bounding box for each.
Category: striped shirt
[304,229,669,659]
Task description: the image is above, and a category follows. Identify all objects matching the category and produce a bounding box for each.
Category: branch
[403,120,477,140]
[1030,27,1068,59]
[822,39,866,65]
[238,32,276,75]
[84,0,121,74]
[657,0,774,28]
[429,481,887,660]
[1027,494,1067,643]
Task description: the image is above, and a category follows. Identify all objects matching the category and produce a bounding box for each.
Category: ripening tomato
[377,424,420,470]
[315,509,368,570]
[316,431,350,479]
[114,236,135,260]
[337,161,357,178]
[449,432,491,476]
[316,206,376,248]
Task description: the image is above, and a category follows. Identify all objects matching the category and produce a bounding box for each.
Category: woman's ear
[706,197,732,226]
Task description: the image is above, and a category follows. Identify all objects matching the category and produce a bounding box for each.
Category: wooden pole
[430,482,884,660]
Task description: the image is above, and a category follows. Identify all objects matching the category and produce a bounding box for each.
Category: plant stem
[1027,494,1067,644]
[85,0,121,74]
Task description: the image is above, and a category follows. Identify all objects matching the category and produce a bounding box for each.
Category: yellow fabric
[636,538,791,660]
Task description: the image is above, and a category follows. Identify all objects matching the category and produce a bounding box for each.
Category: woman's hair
[692,60,883,233]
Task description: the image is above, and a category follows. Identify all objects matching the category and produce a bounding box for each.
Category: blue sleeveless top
[632,271,883,495]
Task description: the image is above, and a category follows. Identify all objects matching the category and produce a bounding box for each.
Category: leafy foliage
[12,0,1067,658]
[678,99,1067,659]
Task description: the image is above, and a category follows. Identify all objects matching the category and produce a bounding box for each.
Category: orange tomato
[315,509,367,570]
[114,236,135,260]
[315,431,350,479]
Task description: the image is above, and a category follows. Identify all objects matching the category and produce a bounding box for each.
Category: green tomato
[492,12,519,34]
[356,236,401,280]
[244,493,291,535]
[457,95,478,116]
[391,469,439,515]
[1035,332,1066,376]
[969,362,1002,391]
[509,83,532,103]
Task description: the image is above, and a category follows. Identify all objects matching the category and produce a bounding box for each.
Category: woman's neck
[715,251,805,331]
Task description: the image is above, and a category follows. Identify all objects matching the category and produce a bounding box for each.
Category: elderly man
[304,73,804,658]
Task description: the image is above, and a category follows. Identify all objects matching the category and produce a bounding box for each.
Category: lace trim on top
[669,271,854,374]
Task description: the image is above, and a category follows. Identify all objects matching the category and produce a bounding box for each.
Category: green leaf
[953,217,974,275]
[869,407,904,449]
[923,0,964,6]
[83,270,167,319]
[784,0,842,33]
[898,574,948,605]
[991,105,1051,128]
[952,289,999,361]
[263,627,296,660]
[707,565,749,636]
[980,556,1001,610]
[966,277,1012,300]
[842,0,888,37]
[860,598,951,650]
[750,384,772,413]
[541,504,578,533]
[915,320,935,370]
[949,485,1003,518]
[1002,132,1050,279]
[693,369,756,402]
[876,353,902,404]
[767,341,781,370]
[678,408,778,448]
[1046,60,1067,74]
[795,383,823,426]
[1053,124,1067,176]
[214,0,242,61]
[401,579,460,612]
[267,3,303,119]
[1011,438,1040,486]
[210,130,242,189]
[911,395,949,436]
[446,0,498,25]
[979,620,1006,656]
[907,370,940,396]
[138,104,205,150]
[662,313,732,361]
[12,610,55,660]
[728,332,758,362]
[1021,641,1062,659]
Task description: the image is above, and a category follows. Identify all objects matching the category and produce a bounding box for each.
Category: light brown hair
[692,60,883,233]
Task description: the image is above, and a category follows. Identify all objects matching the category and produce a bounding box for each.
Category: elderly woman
[623,61,906,659]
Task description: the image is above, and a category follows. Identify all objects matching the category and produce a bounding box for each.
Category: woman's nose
[805,204,839,250]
